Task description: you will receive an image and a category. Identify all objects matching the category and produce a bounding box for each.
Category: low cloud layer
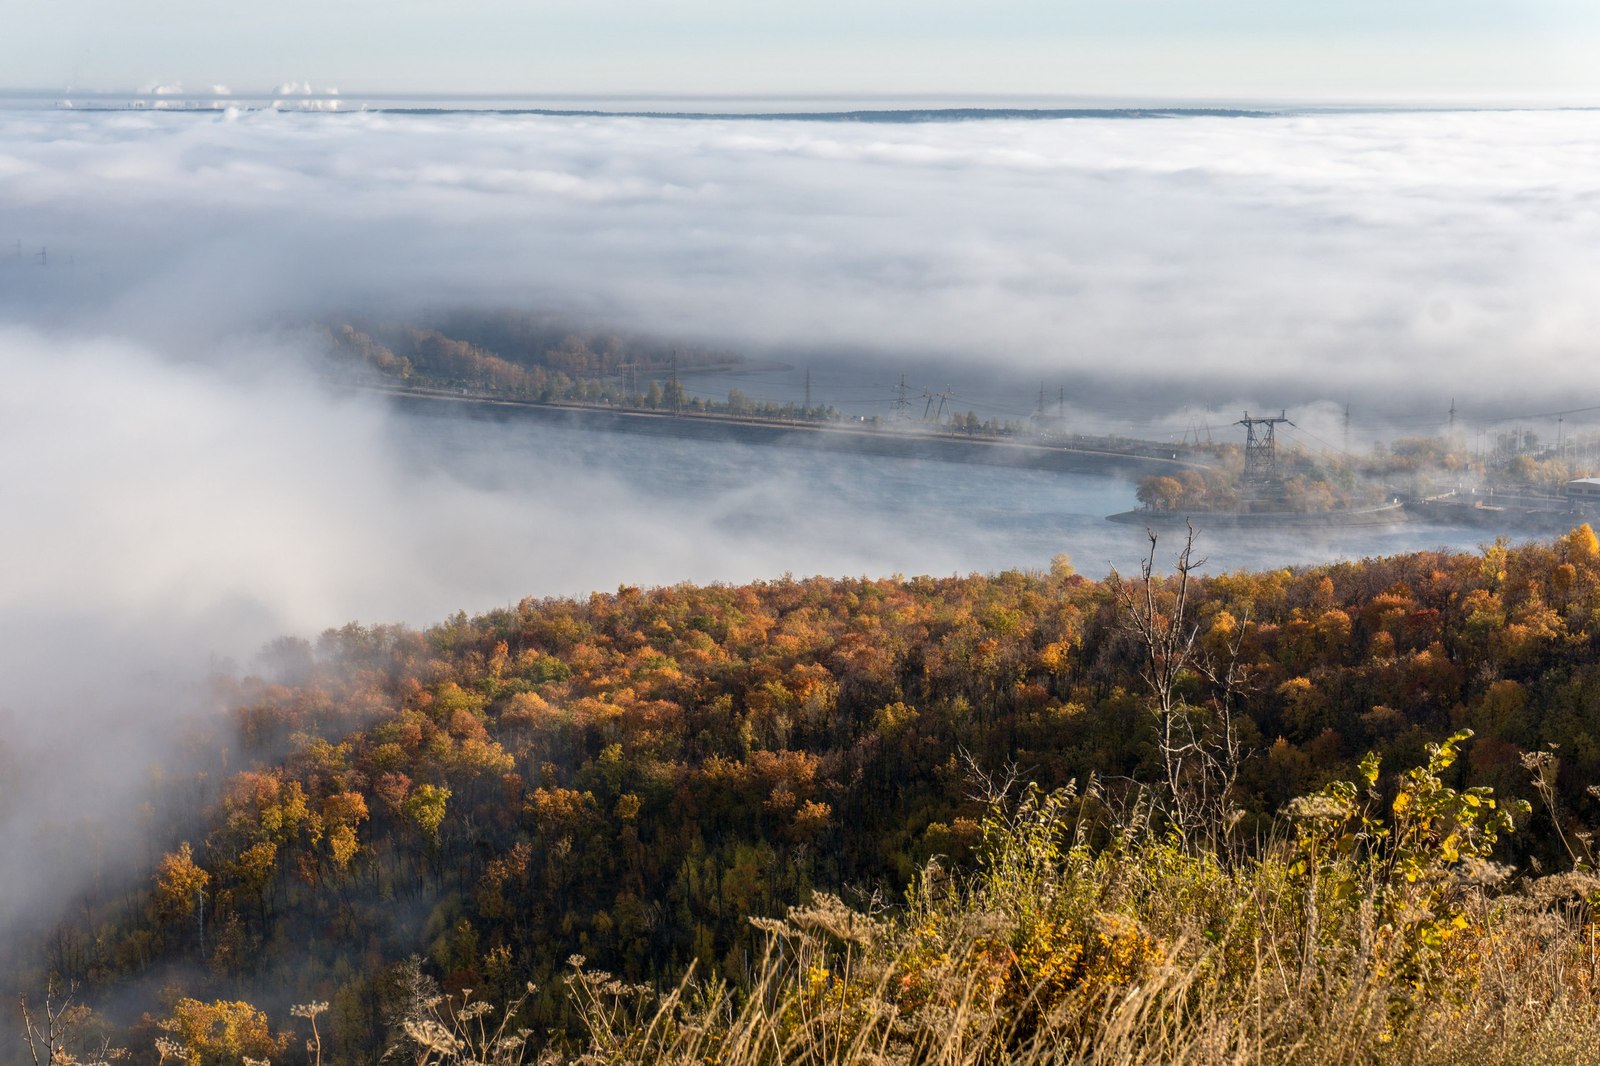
[2,108,1599,412]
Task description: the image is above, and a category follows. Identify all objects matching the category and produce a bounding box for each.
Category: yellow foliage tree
[157,998,283,1065]
[154,843,209,929]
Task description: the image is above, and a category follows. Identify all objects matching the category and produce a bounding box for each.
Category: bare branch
[1112,524,1242,848]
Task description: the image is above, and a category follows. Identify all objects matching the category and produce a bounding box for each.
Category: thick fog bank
[2,108,1599,412]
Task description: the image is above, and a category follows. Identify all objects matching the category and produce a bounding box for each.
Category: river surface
[390,400,1518,586]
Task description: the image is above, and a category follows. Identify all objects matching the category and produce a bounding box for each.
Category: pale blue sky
[4,0,1599,101]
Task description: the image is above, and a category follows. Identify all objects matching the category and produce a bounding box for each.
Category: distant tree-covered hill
[321,310,743,405]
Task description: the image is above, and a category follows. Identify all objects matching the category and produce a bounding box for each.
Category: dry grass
[552,882,1600,1065]
[404,745,1600,1066]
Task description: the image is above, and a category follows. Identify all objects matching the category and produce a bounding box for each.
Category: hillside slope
[18,529,1600,1061]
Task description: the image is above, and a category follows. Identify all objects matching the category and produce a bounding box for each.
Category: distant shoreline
[1107,502,1412,529]
[360,381,1205,479]
[38,102,1272,121]
[370,107,1272,122]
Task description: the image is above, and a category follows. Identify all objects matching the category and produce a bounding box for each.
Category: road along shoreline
[366,384,1207,480]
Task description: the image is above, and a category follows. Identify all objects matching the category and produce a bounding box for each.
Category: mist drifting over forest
[2,103,1599,977]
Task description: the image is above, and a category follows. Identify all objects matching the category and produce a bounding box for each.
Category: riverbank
[1107,501,1413,529]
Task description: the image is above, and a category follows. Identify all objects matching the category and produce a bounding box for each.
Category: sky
[4,0,1600,102]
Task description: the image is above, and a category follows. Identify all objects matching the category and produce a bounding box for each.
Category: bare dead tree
[1111,526,1199,830]
[958,747,1024,809]
[19,979,127,1065]
[1110,524,1250,848]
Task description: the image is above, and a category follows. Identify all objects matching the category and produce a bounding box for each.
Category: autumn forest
[17,528,1600,1061]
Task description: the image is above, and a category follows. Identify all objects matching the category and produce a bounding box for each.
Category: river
[389,398,1520,590]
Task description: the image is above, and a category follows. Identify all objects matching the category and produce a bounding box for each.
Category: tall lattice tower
[1237,410,1293,484]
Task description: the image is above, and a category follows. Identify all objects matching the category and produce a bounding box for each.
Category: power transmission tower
[1237,410,1293,483]
[893,375,912,420]
[616,362,642,398]
[804,368,812,410]
[1036,382,1046,418]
